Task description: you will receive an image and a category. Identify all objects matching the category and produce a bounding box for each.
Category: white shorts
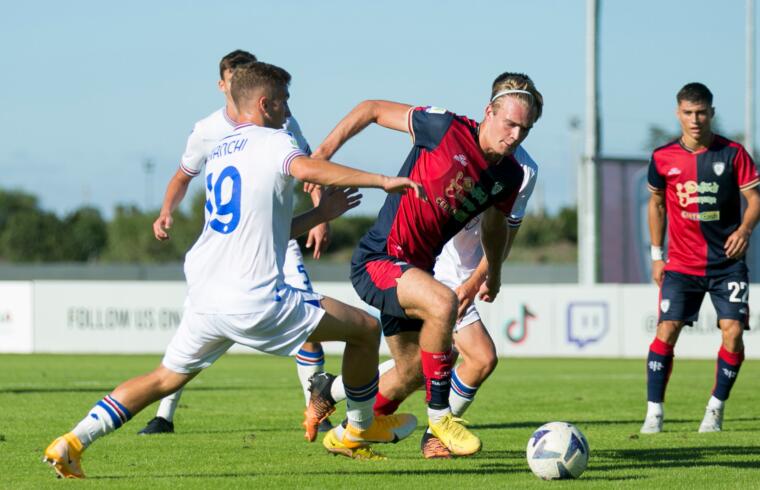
[455,302,481,332]
[434,268,481,333]
[283,239,312,291]
[163,286,325,374]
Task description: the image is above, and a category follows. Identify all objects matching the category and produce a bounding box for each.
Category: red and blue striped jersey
[648,135,759,276]
[356,106,524,271]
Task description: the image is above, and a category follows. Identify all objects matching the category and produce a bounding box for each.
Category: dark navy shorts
[350,248,423,337]
[658,268,750,329]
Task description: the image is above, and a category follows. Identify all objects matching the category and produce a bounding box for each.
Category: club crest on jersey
[660,299,670,313]
[712,162,726,176]
[491,182,503,195]
[453,154,468,167]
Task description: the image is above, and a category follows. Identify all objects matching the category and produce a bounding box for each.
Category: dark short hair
[230,62,291,109]
[677,82,713,105]
[219,50,258,79]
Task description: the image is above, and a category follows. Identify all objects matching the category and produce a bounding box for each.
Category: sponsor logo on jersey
[667,167,682,176]
[660,299,670,313]
[676,180,719,207]
[722,368,737,379]
[680,210,720,221]
[453,154,468,167]
[713,162,726,176]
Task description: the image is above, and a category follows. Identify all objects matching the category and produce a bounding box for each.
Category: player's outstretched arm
[290,156,425,198]
[153,169,193,241]
[725,187,760,259]
[291,187,362,239]
[648,190,667,286]
[479,207,508,302]
[311,100,412,161]
[305,187,330,259]
[455,225,519,318]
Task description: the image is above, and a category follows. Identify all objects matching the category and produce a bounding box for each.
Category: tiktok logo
[505,304,535,344]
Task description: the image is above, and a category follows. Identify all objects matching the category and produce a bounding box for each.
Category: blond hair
[490,72,543,122]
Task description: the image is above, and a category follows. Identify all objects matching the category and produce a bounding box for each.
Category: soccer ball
[526,422,589,480]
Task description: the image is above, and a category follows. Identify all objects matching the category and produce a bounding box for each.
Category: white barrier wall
[3,281,760,358]
[34,281,186,353]
[0,282,33,353]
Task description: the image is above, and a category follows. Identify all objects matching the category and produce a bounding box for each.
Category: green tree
[0,210,65,261]
[0,189,38,232]
[60,206,108,261]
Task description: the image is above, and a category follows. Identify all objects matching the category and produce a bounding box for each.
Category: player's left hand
[724,227,751,259]
[316,186,362,225]
[454,281,479,321]
[382,177,427,201]
[478,274,501,303]
[306,223,330,259]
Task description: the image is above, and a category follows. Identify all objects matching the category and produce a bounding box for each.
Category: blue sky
[1,0,758,218]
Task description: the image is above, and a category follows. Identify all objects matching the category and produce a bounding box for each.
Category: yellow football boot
[428,413,481,456]
[42,432,85,479]
[322,428,387,460]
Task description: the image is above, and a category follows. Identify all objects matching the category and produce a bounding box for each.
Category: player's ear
[218,79,225,93]
[709,106,715,118]
[259,95,269,113]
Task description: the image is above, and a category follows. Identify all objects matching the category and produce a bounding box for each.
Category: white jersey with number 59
[184,123,306,314]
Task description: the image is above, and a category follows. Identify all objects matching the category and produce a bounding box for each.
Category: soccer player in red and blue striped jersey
[642,82,760,434]
[306,73,543,457]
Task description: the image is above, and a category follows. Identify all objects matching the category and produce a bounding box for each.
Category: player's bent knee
[425,288,458,325]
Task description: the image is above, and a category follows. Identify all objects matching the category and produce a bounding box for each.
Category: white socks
[72,395,132,448]
[156,387,183,422]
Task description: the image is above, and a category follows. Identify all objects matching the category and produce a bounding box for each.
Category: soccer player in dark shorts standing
[304,73,543,457]
[641,83,760,434]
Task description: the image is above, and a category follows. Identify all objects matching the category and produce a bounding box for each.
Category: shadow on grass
[593,445,760,471]
[90,466,528,480]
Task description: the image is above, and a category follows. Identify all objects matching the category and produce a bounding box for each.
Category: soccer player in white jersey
[43,61,425,479]
[141,50,332,435]
[308,144,538,458]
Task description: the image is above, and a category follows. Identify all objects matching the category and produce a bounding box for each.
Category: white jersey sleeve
[179,123,208,177]
[508,145,539,227]
[267,129,307,177]
[179,108,237,178]
[284,117,311,155]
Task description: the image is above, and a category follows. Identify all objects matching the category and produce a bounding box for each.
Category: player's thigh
[306,296,380,344]
[708,269,750,329]
[162,310,235,374]
[395,267,457,321]
[453,319,496,365]
[658,271,705,325]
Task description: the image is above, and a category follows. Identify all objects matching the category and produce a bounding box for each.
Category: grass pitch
[2,354,759,488]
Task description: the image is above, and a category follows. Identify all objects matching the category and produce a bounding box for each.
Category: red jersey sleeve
[733,145,760,191]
